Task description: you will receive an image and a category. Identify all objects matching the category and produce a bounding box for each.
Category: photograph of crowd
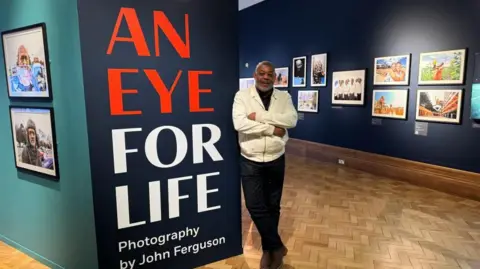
[9,107,58,178]
[332,69,366,105]
[274,67,289,88]
[374,54,410,86]
[311,53,327,87]
[2,23,52,98]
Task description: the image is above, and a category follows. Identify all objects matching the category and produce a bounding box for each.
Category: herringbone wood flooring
[3,156,480,268]
[0,242,48,269]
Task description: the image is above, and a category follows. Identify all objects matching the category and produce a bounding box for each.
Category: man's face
[28,128,36,146]
[254,65,275,91]
[296,60,303,69]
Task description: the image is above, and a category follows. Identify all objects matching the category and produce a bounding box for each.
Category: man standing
[21,119,42,167]
[232,61,298,269]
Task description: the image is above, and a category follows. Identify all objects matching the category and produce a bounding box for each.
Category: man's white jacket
[232,86,298,163]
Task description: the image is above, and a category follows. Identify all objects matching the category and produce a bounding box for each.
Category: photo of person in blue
[2,24,50,98]
[8,44,48,93]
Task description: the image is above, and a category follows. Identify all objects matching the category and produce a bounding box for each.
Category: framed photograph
[418,49,466,85]
[373,54,411,86]
[297,90,318,113]
[415,89,463,124]
[292,56,306,87]
[239,78,255,90]
[332,69,366,105]
[1,23,53,99]
[311,53,327,87]
[274,67,288,88]
[372,89,409,119]
[9,106,59,179]
[470,53,480,120]
[472,83,480,120]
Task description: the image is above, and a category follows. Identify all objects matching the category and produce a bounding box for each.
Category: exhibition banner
[76,1,242,268]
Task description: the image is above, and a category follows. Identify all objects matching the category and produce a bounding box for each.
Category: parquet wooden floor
[3,156,480,268]
[0,241,48,269]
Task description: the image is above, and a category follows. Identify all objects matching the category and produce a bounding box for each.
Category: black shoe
[260,251,271,269]
[270,247,286,269]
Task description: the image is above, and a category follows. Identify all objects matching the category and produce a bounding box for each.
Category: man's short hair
[255,61,275,73]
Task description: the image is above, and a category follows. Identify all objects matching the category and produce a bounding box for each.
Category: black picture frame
[1,22,53,100]
[414,88,464,125]
[371,88,409,120]
[373,53,412,86]
[8,105,60,180]
[292,56,307,88]
[417,48,468,86]
[331,68,368,106]
[297,89,319,113]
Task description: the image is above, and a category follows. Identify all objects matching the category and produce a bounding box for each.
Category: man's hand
[248,112,256,121]
[273,127,286,137]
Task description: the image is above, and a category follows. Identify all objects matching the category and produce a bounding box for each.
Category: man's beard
[255,81,273,92]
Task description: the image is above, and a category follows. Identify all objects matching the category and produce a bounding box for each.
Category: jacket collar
[249,85,277,110]
[249,85,278,99]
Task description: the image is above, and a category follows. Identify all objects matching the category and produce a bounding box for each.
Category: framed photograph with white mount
[9,106,59,180]
[331,69,366,106]
[1,23,53,100]
[292,56,306,87]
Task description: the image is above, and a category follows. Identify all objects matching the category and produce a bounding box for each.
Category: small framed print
[297,90,319,113]
[1,23,53,99]
[311,53,327,87]
[292,56,306,87]
[274,67,289,88]
[9,106,59,180]
[239,78,255,90]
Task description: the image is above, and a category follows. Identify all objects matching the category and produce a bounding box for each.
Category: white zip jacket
[232,86,298,163]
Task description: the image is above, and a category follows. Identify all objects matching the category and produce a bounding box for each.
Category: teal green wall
[0,0,98,268]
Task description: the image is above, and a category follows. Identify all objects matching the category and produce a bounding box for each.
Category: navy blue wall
[239,0,480,173]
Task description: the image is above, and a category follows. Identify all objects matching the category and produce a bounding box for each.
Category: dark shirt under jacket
[256,87,273,111]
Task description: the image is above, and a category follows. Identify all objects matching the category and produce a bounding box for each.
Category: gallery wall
[0,0,98,268]
[239,0,480,173]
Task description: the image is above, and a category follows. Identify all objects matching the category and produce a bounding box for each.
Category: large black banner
[76,1,242,268]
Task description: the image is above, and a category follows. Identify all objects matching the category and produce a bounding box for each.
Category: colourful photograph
[297,90,318,112]
[416,89,463,124]
[292,56,306,87]
[311,53,327,87]
[374,54,410,85]
[2,24,51,98]
[9,107,58,178]
[274,67,289,88]
[418,49,466,85]
[372,89,408,119]
[472,83,480,120]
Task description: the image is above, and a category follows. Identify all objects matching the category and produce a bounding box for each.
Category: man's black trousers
[240,154,285,251]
